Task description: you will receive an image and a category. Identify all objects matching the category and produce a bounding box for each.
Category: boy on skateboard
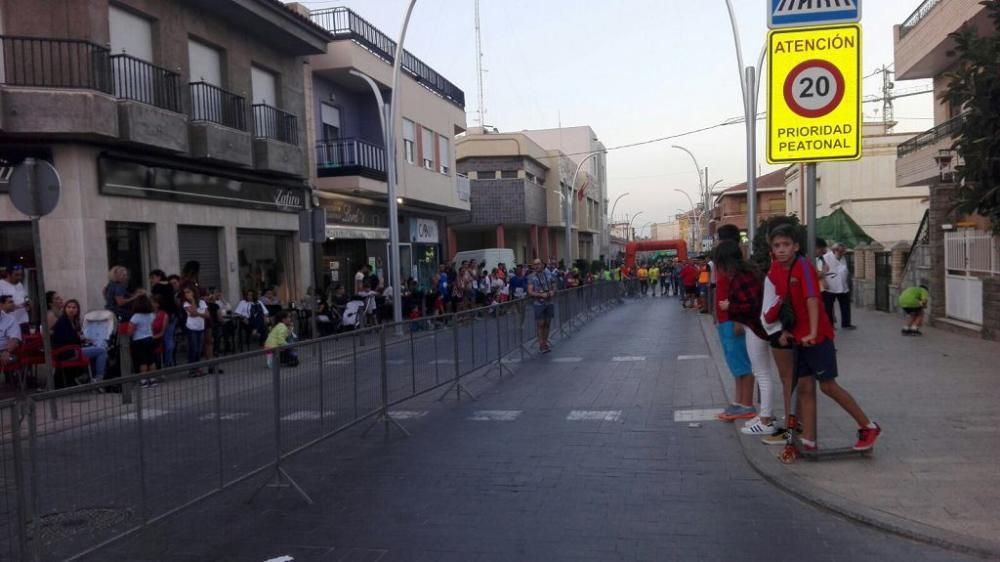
[765,225,881,452]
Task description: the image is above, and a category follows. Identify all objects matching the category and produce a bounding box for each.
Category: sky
[290,0,934,230]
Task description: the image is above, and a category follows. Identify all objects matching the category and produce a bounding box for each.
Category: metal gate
[874,251,891,312]
[944,230,992,325]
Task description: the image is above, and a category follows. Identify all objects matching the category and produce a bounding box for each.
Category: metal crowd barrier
[0,282,622,561]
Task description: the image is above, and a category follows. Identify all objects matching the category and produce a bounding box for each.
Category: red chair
[52,345,93,388]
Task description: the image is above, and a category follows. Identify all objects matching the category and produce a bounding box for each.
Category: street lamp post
[627,211,644,242]
[608,192,630,226]
[674,188,700,251]
[672,144,707,215]
[566,151,605,266]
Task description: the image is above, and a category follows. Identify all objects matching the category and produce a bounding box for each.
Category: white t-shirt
[183,300,208,331]
[820,250,849,294]
[0,279,29,325]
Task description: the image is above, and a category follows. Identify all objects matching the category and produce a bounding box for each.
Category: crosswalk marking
[281,410,334,421]
[468,410,522,421]
[673,408,725,422]
[389,410,428,419]
[612,356,646,362]
[199,412,249,421]
[551,357,583,363]
[120,409,169,421]
[325,359,352,366]
[677,354,710,360]
[567,410,622,422]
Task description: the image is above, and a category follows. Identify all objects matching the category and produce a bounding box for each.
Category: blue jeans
[82,346,107,381]
[187,330,204,365]
[162,317,177,367]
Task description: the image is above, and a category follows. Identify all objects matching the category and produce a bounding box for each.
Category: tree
[942,0,1000,233]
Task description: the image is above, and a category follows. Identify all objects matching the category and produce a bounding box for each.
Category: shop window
[0,222,34,271]
[106,222,151,292]
[237,230,295,303]
[178,226,222,291]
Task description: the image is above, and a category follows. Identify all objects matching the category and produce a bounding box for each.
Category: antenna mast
[474,0,486,127]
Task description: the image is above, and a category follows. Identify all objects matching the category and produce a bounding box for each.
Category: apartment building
[522,126,608,261]
[0,0,329,312]
[893,0,999,339]
[289,5,467,292]
[784,123,928,246]
[650,222,681,242]
[710,168,788,236]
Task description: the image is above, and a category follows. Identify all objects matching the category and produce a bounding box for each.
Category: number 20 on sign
[767,24,861,163]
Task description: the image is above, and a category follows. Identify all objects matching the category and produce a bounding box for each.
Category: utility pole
[880,64,895,124]
[474,0,486,127]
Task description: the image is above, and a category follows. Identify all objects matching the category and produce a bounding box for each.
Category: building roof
[720,168,788,195]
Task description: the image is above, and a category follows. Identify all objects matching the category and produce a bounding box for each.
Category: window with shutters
[321,103,341,141]
[402,119,415,164]
[421,127,434,170]
[437,134,450,175]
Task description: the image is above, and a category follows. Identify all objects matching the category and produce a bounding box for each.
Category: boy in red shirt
[680,261,700,309]
[764,225,881,451]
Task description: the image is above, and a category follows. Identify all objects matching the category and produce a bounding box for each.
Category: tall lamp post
[627,211,644,241]
[566,151,605,266]
[672,145,707,214]
[674,188,700,251]
[608,192,630,226]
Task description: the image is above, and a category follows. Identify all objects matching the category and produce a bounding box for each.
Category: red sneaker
[853,422,882,451]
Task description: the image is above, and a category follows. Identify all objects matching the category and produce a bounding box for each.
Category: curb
[696,314,1000,560]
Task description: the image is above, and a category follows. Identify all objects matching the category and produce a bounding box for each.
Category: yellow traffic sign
[767,24,861,164]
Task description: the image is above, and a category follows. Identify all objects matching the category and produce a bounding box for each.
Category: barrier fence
[0,282,621,561]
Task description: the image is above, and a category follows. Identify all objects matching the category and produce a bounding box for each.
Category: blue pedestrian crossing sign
[769,0,861,29]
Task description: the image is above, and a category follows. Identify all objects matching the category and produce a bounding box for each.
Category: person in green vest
[898,283,930,336]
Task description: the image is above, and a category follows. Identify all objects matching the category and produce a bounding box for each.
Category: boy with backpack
[763,225,881,452]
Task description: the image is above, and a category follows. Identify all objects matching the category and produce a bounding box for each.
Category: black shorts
[684,286,698,295]
[131,338,157,369]
[902,307,923,315]
[768,331,794,350]
[794,339,838,381]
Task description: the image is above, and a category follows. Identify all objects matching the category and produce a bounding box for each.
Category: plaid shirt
[728,270,767,339]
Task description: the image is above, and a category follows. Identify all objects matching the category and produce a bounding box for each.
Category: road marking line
[390,410,428,419]
[501,358,521,364]
[612,356,646,362]
[567,410,622,422]
[386,359,407,365]
[673,408,725,422]
[430,359,455,365]
[551,357,583,363]
[677,354,710,360]
[263,556,294,562]
[120,409,169,421]
[280,410,334,421]
[468,410,522,421]
[325,359,352,365]
[199,412,249,421]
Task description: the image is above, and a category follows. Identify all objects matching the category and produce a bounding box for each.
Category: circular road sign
[783,59,846,119]
[9,159,61,217]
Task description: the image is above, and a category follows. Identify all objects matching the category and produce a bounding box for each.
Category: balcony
[0,35,118,137]
[316,138,386,180]
[110,54,188,152]
[894,0,993,80]
[896,115,963,187]
[309,7,465,109]
[252,104,303,176]
[188,81,252,167]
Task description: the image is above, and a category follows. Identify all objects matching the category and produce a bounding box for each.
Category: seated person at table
[51,299,108,385]
[0,295,22,368]
[235,290,269,345]
[264,312,298,367]
[260,289,280,306]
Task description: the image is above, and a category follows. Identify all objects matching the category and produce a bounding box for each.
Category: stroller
[339,300,365,330]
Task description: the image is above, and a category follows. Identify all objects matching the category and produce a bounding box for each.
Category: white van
[451,248,517,272]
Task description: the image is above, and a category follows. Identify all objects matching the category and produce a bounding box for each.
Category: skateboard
[777,414,873,464]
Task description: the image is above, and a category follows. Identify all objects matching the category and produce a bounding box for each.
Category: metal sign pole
[806,162,818,260]
[24,159,55,392]
[745,67,758,251]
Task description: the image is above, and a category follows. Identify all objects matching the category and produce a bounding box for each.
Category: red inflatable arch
[624,240,688,272]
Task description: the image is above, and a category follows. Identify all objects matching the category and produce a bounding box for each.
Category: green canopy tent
[815,208,875,249]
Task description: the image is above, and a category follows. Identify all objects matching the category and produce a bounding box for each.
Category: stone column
[496,224,505,248]
[853,243,868,281]
[530,225,539,259]
[541,227,551,260]
[446,227,457,262]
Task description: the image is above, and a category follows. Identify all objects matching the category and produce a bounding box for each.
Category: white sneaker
[743,415,761,428]
[741,417,774,435]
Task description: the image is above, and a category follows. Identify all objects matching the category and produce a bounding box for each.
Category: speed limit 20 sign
[767,24,861,163]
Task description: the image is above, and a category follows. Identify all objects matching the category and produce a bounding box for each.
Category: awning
[815,208,875,249]
[325,225,389,240]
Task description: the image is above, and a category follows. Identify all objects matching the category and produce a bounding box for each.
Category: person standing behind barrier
[150,270,179,366]
[129,295,159,386]
[527,259,555,353]
[181,287,208,376]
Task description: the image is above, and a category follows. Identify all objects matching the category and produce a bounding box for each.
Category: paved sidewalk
[701,307,1000,558]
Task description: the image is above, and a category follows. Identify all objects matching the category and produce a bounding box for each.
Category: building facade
[522,126,608,262]
[710,168,788,236]
[650,221,681,241]
[292,5,468,292]
[0,0,329,312]
[892,0,999,340]
[784,123,929,246]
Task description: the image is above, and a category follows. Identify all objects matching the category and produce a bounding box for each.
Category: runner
[648,263,660,297]
[680,261,699,309]
[638,264,649,296]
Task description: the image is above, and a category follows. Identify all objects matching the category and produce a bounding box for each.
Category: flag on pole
[577,180,589,201]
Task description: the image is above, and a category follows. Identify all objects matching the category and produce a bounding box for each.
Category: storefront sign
[411,218,439,244]
[98,155,307,213]
[324,200,385,228]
